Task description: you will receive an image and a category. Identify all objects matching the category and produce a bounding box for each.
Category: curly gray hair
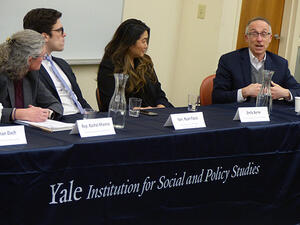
[0,29,45,80]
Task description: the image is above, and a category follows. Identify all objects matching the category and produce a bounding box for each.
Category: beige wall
[122,0,183,105]
[170,0,241,106]
[72,0,299,109]
[280,0,300,75]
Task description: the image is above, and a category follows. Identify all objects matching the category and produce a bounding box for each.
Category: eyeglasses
[33,55,46,60]
[247,31,271,38]
[52,27,64,35]
[33,53,46,60]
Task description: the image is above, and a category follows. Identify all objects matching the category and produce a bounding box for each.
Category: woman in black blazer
[97,18,173,112]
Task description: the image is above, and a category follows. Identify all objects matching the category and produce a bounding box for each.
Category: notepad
[15,119,75,132]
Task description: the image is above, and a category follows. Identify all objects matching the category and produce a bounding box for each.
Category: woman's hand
[156,104,165,108]
[139,104,165,110]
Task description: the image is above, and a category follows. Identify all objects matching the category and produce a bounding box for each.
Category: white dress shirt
[42,57,79,115]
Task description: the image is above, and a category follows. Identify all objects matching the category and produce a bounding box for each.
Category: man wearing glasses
[23,8,91,115]
[212,17,300,104]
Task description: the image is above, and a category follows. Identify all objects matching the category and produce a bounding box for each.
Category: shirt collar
[248,49,266,64]
[42,54,53,68]
[43,54,53,62]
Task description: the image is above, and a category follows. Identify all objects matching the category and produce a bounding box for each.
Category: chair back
[96,87,102,111]
[200,74,216,106]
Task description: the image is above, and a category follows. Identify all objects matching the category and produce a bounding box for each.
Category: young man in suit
[23,8,92,115]
[212,17,300,104]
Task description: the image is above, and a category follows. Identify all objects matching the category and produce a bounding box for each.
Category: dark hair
[103,19,150,59]
[23,8,62,36]
[245,17,272,34]
[101,18,155,93]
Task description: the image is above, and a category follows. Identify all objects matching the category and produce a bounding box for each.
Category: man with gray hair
[212,17,300,104]
[0,30,62,123]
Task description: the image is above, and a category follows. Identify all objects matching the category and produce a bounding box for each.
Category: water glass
[295,97,300,113]
[129,98,142,117]
[83,108,97,119]
[188,94,198,111]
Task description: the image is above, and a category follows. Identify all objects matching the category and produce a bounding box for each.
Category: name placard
[233,107,270,122]
[70,118,116,138]
[0,125,27,146]
[164,112,206,130]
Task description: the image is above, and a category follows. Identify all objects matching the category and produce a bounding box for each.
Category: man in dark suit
[212,17,300,104]
[0,71,63,123]
[23,8,91,115]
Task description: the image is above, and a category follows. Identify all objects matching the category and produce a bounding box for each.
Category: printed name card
[164,112,206,130]
[0,125,27,146]
[233,107,270,122]
[70,118,116,138]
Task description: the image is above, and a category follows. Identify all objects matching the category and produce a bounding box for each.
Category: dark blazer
[97,57,173,112]
[212,47,300,104]
[39,56,91,109]
[0,71,63,123]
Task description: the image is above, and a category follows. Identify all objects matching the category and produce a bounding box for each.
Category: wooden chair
[199,74,216,106]
[96,87,102,111]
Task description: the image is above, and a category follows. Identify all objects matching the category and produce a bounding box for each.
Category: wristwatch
[48,110,55,119]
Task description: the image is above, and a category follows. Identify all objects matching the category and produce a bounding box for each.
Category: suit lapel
[23,75,32,107]
[7,79,15,107]
[40,65,58,94]
[264,52,279,82]
[240,48,251,85]
[264,52,277,72]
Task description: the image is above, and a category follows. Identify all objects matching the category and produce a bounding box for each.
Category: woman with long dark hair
[97,18,173,111]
